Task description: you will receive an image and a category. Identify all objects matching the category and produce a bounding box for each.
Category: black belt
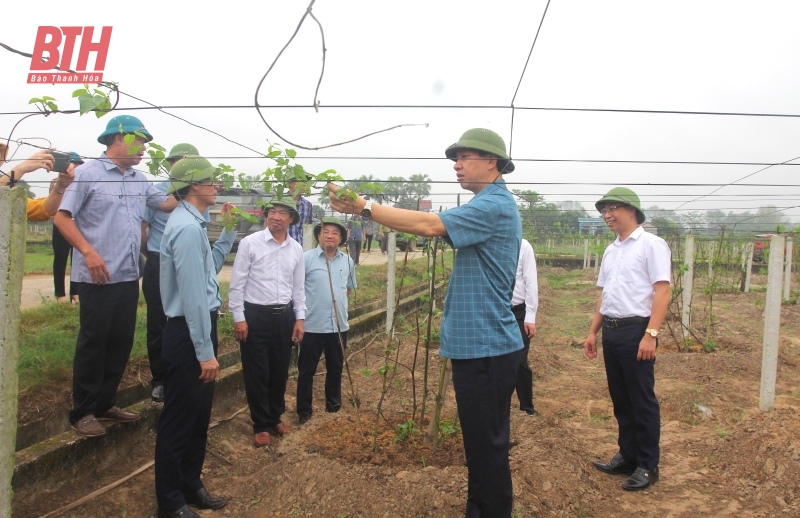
[245,301,291,314]
[603,315,648,328]
[167,310,219,322]
[511,303,526,312]
[147,251,160,257]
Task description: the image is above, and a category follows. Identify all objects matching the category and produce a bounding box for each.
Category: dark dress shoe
[152,384,165,402]
[623,467,659,491]
[185,487,227,510]
[157,504,200,518]
[96,406,140,422]
[298,413,311,425]
[592,452,637,475]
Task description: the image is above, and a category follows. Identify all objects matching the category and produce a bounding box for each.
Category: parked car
[206,187,269,252]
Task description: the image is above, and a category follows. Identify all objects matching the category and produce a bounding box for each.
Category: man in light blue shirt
[54,115,178,438]
[328,128,523,516]
[155,156,234,518]
[296,219,356,425]
[141,143,200,402]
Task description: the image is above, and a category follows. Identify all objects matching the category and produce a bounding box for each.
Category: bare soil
[12,267,800,517]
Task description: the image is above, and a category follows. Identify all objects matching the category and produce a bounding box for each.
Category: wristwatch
[361,199,373,220]
[645,328,659,338]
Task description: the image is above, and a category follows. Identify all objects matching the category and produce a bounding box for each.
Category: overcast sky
[3,0,800,224]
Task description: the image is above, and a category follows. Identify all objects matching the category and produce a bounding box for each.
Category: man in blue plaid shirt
[328,128,523,517]
[288,178,313,245]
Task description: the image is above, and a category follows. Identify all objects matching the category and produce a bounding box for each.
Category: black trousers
[69,281,139,424]
[240,302,295,433]
[297,331,347,416]
[451,349,523,518]
[141,252,167,386]
[348,240,362,264]
[512,304,534,413]
[602,321,660,471]
[362,235,373,250]
[51,224,76,298]
[155,313,218,512]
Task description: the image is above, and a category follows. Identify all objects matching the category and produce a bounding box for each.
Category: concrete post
[302,222,313,251]
[784,238,793,301]
[744,242,754,293]
[0,187,26,515]
[386,232,396,335]
[760,234,785,412]
[583,239,589,269]
[682,235,695,338]
[593,252,599,273]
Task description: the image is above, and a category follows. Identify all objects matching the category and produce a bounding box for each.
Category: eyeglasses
[598,204,624,215]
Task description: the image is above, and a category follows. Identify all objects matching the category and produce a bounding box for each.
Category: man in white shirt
[511,238,538,416]
[228,200,306,447]
[583,187,671,491]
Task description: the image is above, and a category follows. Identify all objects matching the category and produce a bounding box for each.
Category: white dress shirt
[598,226,672,318]
[511,238,539,324]
[228,229,307,323]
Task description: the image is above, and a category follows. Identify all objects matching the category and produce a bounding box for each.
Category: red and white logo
[27,26,112,84]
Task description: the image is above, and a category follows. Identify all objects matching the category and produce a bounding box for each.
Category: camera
[50,150,70,173]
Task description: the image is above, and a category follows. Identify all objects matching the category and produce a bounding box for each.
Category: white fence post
[760,234,786,412]
[744,242,754,293]
[682,235,695,338]
[583,239,589,269]
[386,232,396,335]
[784,237,794,301]
[0,188,26,515]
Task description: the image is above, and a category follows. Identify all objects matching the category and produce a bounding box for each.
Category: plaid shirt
[289,195,313,244]
[438,179,523,359]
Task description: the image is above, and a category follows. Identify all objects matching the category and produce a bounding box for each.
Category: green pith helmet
[97,114,153,144]
[262,199,300,225]
[167,155,217,194]
[166,143,199,162]
[595,187,645,224]
[314,218,348,247]
[444,128,515,173]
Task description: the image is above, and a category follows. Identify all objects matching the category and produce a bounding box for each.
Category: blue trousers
[154,313,218,512]
[602,322,660,470]
[451,349,523,518]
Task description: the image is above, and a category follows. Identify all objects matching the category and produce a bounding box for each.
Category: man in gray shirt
[54,115,177,437]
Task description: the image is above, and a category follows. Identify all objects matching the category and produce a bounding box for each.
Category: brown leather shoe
[271,423,289,436]
[254,432,271,447]
[97,406,140,422]
[72,415,105,437]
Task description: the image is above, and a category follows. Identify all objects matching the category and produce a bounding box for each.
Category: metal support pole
[386,232,396,335]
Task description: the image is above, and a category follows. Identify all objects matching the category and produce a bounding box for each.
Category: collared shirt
[144,181,209,252]
[159,202,235,361]
[348,217,363,241]
[437,179,523,359]
[512,238,539,324]
[598,225,672,318]
[59,153,168,283]
[288,195,313,244]
[228,229,307,322]
[303,245,356,333]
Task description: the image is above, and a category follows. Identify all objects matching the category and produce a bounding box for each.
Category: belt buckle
[605,318,618,328]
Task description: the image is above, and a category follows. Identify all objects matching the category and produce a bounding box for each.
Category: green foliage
[72,83,114,117]
[393,418,421,443]
[703,339,717,353]
[438,418,460,438]
[28,95,58,113]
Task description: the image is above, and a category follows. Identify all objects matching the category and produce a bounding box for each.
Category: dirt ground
[12,267,800,517]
